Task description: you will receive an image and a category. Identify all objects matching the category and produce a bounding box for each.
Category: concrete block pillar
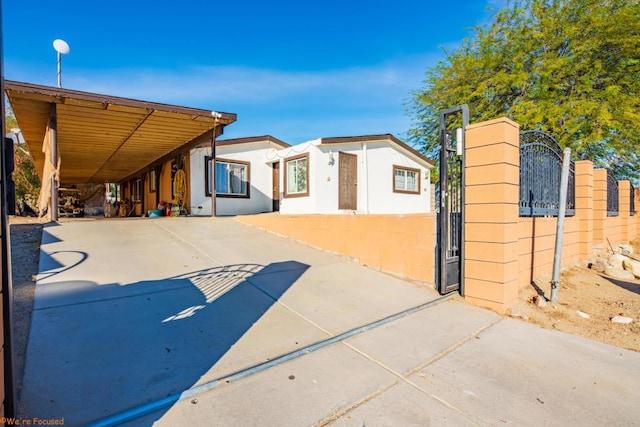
[575,160,594,259]
[464,118,520,313]
[592,169,607,249]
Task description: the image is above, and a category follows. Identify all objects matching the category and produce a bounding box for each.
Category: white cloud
[5,52,441,144]
[64,56,433,109]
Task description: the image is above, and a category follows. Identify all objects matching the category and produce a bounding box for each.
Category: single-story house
[189,136,290,216]
[189,134,434,216]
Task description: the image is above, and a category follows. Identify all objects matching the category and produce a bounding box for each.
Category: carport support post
[211,123,217,217]
[50,104,59,221]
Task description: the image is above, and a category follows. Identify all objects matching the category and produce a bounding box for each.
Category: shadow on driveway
[22,261,308,425]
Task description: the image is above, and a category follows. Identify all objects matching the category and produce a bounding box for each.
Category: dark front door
[339,152,357,210]
[437,105,468,295]
[272,162,280,212]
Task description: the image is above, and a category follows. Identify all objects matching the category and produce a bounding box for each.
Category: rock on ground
[604,267,636,281]
[510,309,529,321]
[619,244,634,253]
[611,316,633,324]
[623,259,640,279]
[533,295,547,308]
[608,254,627,270]
[589,259,607,273]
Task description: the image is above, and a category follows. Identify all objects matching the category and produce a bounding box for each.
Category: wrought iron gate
[437,105,468,295]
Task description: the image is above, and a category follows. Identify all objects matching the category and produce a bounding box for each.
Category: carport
[5,80,236,219]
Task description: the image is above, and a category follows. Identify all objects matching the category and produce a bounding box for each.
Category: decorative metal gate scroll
[437,105,468,295]
[519,130,575,217]
[606,169,619,217]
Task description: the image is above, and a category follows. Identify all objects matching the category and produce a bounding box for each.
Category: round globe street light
[53,39,70,88]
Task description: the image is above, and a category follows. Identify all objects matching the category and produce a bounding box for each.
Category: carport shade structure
[5,79,236,187]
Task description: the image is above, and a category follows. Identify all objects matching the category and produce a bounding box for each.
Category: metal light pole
[50,39,68,221]
[53,39,70,88]
[211,112,221,217]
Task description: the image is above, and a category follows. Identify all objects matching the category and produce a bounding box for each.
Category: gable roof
[196,135,290,150]
[5,80,236,183]
[318,134,435,167]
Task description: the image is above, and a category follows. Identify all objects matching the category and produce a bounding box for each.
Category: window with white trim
[393,165,420,194]
[284,153,309,197]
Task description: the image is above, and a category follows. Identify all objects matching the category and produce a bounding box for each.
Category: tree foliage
[6,105,41,205]
[409,0,640,182]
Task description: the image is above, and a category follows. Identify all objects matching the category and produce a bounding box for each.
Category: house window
[284,153,309,197]
[205,157,250,198]
[133,179,142,202]
[149,169,157,193]
[393,165,420,194]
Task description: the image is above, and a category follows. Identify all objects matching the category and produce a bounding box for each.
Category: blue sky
[3,0,505,145]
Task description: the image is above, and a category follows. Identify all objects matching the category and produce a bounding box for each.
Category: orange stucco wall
[144,172,156,214]
[237,213,436,283]
[465,117,639,313]
[159,161,173,205]
[517,216,580,289]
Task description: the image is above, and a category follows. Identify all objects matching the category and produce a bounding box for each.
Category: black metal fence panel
[519,130,575,217]
[606,169,619,217]
[631,184,636,216]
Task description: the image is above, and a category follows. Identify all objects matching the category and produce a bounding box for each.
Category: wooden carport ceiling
[5,80,236,183]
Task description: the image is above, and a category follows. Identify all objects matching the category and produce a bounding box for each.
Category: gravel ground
[513,265,640,352]
[9,219,43,417]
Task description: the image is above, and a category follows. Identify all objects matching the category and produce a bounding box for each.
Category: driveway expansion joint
[322,318,504,426]
[87,293,455,427]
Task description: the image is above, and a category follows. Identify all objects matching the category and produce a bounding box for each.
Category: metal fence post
[550,148,571,303]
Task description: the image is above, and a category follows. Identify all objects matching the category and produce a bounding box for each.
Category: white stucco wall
[279,140,431,215]
[276,141,319,214]
[365,141,431,214]
[190,147,212,216]
[189,141,280,216]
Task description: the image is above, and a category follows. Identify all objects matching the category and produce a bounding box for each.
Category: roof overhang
[217,135,290,149]
[5,80,237,183]
[195,135,291,150]
[318,134,435,168]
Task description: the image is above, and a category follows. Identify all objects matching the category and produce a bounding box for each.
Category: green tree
[409,0,640,182]
[5,103,41,207]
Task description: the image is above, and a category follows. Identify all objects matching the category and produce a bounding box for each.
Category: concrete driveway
[20,217,640,426]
